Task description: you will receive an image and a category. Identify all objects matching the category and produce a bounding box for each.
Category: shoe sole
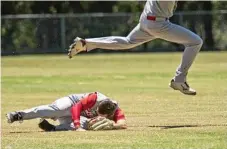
[68,42,77,59]
[68,37,86,59]
[169,83,196,96]
[68,50,80,59]
[6,113,13,123]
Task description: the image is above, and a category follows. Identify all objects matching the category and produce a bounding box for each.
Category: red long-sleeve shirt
[71,92,125,128]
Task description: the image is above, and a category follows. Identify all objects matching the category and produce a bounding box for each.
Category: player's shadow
[148,124,227,129]
[9,130,46,134]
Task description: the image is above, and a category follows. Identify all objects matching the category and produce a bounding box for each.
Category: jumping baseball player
[68,1,203,96]
[6,92,127,131]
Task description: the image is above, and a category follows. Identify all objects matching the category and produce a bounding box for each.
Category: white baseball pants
[85,18,203,82]
[19,96,88,130]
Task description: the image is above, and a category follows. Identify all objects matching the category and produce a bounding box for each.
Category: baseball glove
[87,116,114,131]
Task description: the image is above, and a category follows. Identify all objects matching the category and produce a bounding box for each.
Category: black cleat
[6,112,23,123]
[38,119,55,132]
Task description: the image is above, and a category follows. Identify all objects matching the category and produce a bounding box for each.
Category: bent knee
[196,37,203,46]
[186,36,203,47]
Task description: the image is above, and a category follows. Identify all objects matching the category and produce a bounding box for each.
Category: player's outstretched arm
[112,107,127,129]
[88,117,127,131]
[88,107,127,131]
[71,93,97,129]
[113,119,127,129]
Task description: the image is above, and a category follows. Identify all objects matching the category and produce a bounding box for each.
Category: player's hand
[75,127,86,131]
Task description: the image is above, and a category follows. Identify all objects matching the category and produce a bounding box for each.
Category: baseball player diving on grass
[6,92,127,131]
[68,1,203,96]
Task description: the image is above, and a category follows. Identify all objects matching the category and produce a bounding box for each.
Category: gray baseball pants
[85,19,203,82]
[19,96,88,130]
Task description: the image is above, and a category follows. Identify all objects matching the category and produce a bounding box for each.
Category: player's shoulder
[88,92,119,105]
[68,92,97,100]
[95,92,108,101]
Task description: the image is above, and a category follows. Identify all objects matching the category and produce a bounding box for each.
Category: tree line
[2,1,227,14]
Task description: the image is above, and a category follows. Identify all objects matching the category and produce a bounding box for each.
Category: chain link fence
[1,11,227,55]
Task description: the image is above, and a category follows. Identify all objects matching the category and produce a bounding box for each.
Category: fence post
[179,13,183,25]
[60,17,66,52]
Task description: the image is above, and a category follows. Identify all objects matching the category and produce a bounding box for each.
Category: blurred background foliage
[2,1,226,14]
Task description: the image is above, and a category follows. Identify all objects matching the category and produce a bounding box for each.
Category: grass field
[1,52,227,149]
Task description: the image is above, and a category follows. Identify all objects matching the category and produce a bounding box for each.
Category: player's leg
[152,21,203,95]
[38,119,56,131]
[68,23,155,58]
[6,96,74,123]
[37,117,73,131]
[55,116,89,131]
[39,116,89,131]
[85,24,152,51]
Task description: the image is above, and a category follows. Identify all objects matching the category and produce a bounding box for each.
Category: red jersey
[71,92,125,128]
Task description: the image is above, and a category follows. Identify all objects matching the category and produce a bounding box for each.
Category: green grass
[2,52,227,149]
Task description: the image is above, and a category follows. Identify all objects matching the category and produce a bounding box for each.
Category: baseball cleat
[169,79,196,95]
[6,112,23,123]
[68,37,87,58]
[38,119,56,131]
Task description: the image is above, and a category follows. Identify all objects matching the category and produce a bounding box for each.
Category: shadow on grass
[148,124,227,129]
[9,130,46,134]
[8,124,227,133]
